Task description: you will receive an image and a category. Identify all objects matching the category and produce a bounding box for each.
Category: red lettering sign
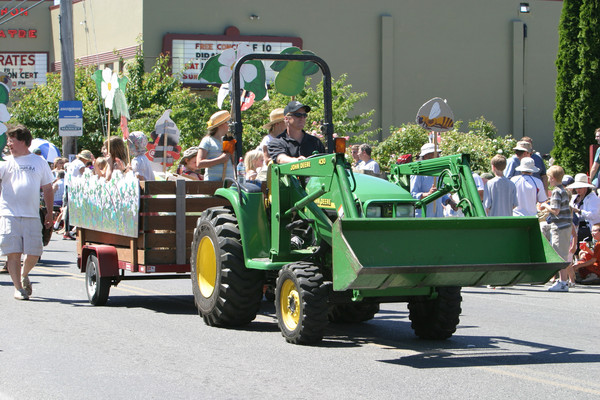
[0,29,38,40]
[0,8,28,17]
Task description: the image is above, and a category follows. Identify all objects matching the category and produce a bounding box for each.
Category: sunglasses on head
[288,112,308,118]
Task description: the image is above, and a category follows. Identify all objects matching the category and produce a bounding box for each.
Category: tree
[9,54,376,159]
[552,0,600,174]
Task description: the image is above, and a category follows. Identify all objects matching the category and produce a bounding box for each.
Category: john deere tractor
[190,53,566,345]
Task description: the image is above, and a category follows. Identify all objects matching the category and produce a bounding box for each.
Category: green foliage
[553,0,600,175]
[372,117,516,173]
[372,124,429,169]
[234,73,377,155]
[8,52,375,162]
[439,117,517,173]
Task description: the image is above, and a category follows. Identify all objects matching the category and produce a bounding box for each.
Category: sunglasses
[288,112,308,118]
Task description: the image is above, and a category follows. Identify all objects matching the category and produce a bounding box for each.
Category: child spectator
[484,154,517,216]
[127,131,155,181]
[573,223,600,284]
[540,165,574,292]
[177,147,203,180]
[244,149,264,182]
[94,157,107,178]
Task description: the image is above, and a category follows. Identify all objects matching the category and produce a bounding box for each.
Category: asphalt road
[1,234,599,399]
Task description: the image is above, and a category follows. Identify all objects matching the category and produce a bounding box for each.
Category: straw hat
[513,140,533,153]
[207,110,231,129]
[515,157,539,173]
[566,173,595,189]
[179,146,199,164]
[262,108,285,129]
[77,149,94,161]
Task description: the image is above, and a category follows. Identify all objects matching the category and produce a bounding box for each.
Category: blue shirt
[505,153,546,181]
[410,175,449,218]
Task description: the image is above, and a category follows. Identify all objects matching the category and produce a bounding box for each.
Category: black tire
[85,254,111,306]
[408,287,462,340]
[328,302,380,324]
[190,207,264,327]
[275,262,328,345]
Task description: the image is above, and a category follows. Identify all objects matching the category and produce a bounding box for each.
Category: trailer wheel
[85,254,111,306]
[408,287,462,340]
[328,302,380,324]
[191,207,264,327]
[275,262,328,345]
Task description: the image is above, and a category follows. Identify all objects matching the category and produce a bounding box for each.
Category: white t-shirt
[0,153,54,218]
[357,159,380,174]
[199,136,234,181]
[511,174,547,216]
[131,155,155,181]
[69,158,86,177]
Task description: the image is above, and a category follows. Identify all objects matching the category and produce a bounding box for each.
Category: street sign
[58,100,83,136]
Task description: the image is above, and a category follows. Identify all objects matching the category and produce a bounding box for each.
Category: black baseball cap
[284,100,311,115]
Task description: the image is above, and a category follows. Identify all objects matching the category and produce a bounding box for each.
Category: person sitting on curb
[572,223,600,284]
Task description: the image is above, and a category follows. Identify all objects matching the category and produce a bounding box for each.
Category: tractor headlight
[366,205,382,218]
[396,204,415,217]
[365,203,415,218]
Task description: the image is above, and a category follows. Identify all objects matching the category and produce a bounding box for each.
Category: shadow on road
[103,294,198,315]
[377,335,600,368]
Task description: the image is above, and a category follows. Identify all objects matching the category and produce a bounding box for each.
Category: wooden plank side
[140,180,224,195]
[142,196,229,213]
[81,229,144,248]
[143,231,195,248]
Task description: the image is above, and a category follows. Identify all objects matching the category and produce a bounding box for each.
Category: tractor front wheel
[190,207,264,327]
[275,262,328,345]
[408,287,462,340]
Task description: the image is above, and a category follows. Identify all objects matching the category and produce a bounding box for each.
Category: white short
[0,216,43,257]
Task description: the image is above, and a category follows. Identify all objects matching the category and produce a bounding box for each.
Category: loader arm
[389,154,486,217]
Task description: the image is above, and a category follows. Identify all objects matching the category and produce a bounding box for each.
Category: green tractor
[190,53,566,345]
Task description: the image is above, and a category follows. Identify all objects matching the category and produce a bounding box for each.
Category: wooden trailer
[76,179,228,305]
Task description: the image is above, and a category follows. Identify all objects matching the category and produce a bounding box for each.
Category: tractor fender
[80,245,119,278]
[214,187,271,260]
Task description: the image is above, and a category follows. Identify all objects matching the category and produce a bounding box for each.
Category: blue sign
[59,100,83,136]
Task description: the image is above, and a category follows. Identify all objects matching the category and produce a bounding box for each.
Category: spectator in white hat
[410,142,452,217]
[511,157,547,216]
[505,137,548,193]
[568,173,600,244]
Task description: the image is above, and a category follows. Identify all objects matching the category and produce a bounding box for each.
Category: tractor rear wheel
[408,287,462,340]
[275,262,328,345]
[328,302,380,324]
[190,207,264,327]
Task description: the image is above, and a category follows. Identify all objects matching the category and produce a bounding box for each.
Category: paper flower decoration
[218,46,257,84]
[199,44,267,101]
[101,68,118,109]
[91,69,130,119]
[270,47,319,96]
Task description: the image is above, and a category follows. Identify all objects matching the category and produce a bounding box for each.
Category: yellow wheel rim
[197,236,217,298]
[280,279,300,331]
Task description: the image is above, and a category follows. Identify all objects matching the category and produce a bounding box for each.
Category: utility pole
[60,0,77,158]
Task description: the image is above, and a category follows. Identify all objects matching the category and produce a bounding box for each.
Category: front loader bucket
[332,217,567,291]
